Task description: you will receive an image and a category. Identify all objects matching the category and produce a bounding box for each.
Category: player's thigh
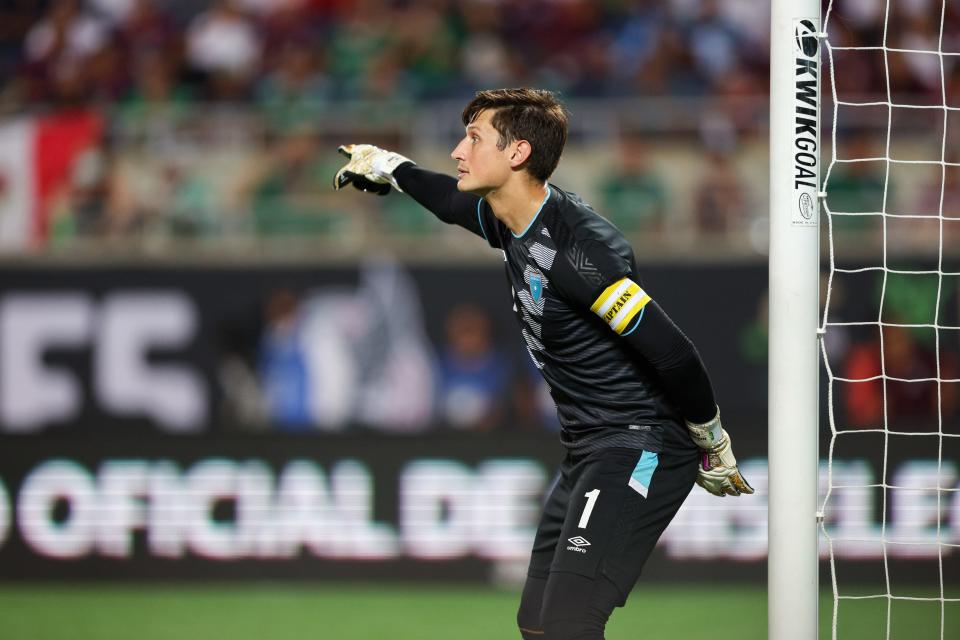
[547,448,698,602]
[540,571,623,640]
[525,463,572,580]
[518,462,572,636]
[599,449,699,596]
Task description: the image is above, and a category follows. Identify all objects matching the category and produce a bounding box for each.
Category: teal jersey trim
[477,198,489,243]
[628,450,659,498]
[511,186,552,239]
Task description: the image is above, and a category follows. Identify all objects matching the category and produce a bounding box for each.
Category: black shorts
[526,446,698,604]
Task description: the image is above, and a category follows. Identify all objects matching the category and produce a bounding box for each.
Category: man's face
[450,109,515,195]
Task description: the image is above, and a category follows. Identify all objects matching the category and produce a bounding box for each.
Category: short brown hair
[461,88,568,182]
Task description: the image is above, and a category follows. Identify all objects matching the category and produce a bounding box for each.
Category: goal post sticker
[590,277,651,334]
[793,18,820,227]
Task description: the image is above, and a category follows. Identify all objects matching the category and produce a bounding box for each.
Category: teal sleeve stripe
[477,199,489,242]
[620,307,646,337]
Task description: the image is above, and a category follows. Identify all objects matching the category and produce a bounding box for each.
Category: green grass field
[0,584,955,640]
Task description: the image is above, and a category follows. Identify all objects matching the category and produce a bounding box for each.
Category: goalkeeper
[334,88,753,640]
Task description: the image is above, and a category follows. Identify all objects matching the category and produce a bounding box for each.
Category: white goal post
[769,0,822,638]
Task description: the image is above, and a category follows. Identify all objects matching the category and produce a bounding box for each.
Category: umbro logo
[566,536,591,553]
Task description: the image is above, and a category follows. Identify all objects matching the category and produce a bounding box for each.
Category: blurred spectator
[235,127,347,237]
[185,0,261,100]
[682,0,742,89]
[460,25,512,89]
[596,133,667,234]
[380,189,444,237]
[827,20,883,99]
[606,4,664,89]
[949,65,960,113]
[23,0,111,104]
[892,156,960,252]
[86,32,129,102]
[436,304,510,431]
[258,289,312,431]
[839,0,884,42]
[842,267,958,432]
[111,1,185,125]
[888,12,941,104]
[843,320,956,430]
[120,47,191,119]
[527,1,613,96]
[692,150,747,237]
[326,0,393,100]
[115,0,179,63]
[114,49,195,161]
[458,0,517,87]
[717,0,768,54]
[256,39,331,132]
[709,66,766,142]
[826,132,888,236]
[563,36,613,97]
[0,1,40,101]
[48,132,136,242]
[145,157,220,239]
[236,0,305,16]
[88,0,138,24]
[391,2,460,98]
[637,25,705,96]
[258,1,324,69]
[918,154,960,219]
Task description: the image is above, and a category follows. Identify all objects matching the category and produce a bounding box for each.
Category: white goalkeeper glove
[686,409,754,497]
[333,144,411,195]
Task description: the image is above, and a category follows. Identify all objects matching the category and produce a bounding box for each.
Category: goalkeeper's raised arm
[334,144,496,246]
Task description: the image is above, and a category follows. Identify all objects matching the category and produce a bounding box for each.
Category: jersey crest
[529,272,543,302]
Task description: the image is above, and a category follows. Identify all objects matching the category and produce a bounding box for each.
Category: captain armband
[589,277,652,335]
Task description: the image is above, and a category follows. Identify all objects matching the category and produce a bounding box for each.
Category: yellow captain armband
[589,277,652,334]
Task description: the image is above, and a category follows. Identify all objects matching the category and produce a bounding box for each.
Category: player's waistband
[558,424,664,455]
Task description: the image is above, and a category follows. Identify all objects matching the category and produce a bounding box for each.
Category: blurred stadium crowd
[0,0,956,256]
[6,0,772,106]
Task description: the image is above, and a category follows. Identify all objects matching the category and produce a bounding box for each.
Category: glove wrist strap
[686,407,723,449]
[373,153,412,192]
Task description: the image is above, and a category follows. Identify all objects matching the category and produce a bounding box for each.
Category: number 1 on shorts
[578,489,600,528]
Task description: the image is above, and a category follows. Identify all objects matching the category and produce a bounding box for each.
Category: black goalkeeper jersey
[395,164,703,456]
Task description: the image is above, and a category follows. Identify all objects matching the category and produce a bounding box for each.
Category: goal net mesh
[820,0,960,637]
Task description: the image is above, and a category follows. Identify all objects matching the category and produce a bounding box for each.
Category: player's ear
[510,140,532,168]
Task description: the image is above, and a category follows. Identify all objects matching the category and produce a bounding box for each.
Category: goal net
[819,0,960,638]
